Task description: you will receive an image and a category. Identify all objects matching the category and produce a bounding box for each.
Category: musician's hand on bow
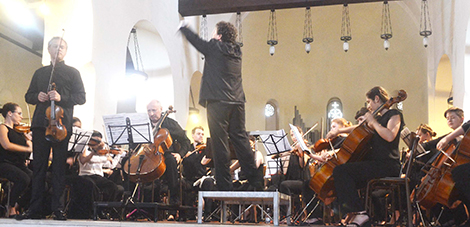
[326,128,338,139]
[48,90,61,102]
[38,92,49,102]
[436,137,448,151]
[172,153,182,164]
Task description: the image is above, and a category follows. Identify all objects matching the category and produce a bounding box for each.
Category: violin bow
[47,29,66,92]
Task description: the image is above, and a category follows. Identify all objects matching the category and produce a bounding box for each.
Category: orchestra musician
[0,103,33,217]
[436,118,470,226]
[279,126,326,224]
[179,21,262,191]
[355,107,368,124]
[181,126,215,221]
[18,37,86,221]
[326,86,404,226]
[418,107,467,226]
[231,135,264,190]
[146,99,191,221]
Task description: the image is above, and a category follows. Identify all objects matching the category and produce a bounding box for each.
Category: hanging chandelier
[236,12,244,47]
[381,1,393,50]
[267,9,278,56]
[420,0,432,48]
[340,4,352,52]
[302,7,314,54]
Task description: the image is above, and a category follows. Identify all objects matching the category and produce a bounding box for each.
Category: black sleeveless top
[0,125,29,166]
[363,108,404,163]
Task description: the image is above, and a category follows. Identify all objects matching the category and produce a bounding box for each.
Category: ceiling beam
[179,0,399,17]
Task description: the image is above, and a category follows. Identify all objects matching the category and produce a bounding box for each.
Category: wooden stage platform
[0,218,329,226]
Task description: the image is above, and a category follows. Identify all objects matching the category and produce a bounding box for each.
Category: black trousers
[280,180,321,217]
[0,162,32,206]
[452,163,470,206]
[332,160,399,214]
[207,101,259,191]
[29,128,69,214]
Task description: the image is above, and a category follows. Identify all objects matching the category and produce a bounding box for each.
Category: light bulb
[423,36,429,48]
[384,39,390,50]
[269,45,275,56]
[305,43,311,53]
[343,42,349,52]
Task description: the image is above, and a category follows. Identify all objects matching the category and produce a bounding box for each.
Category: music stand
[68,126,93,153]
[102,113,153,221]
[256,130,291,190]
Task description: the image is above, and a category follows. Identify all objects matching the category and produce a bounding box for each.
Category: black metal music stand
[67,127,93,153]
[257,130,291,189]
[102,113,154,221]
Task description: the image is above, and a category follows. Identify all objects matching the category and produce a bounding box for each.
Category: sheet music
[103,113,153,145]
[68,126,93,153]
[289,124,309,152]
[259,129,291,155]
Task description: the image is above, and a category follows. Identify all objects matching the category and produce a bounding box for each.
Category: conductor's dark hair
[216,21,237,44]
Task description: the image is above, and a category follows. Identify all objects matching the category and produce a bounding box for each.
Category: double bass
[412,129,470,209]
[123,106,175,183]
[309,90,407,205]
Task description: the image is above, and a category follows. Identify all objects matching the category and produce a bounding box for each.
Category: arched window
[265,100,279,130]
[326,97,343,132]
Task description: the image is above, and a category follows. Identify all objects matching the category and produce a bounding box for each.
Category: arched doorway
[117,20,173,113]
[429,54,453,135]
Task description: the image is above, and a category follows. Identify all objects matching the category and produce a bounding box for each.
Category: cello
[309,90,407,205]
[123,106,175,183]
[412,129,470,209]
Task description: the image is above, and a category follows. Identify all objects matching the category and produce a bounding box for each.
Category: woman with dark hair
[327,86,404,226]
[0,102,33,217]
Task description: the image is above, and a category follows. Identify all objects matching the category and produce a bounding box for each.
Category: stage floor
[0,218,329,226]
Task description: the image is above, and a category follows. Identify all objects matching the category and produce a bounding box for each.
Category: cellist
[146,99,191,221]
[436,116,470,226]
[19,37,86,221]
[326,86,404,226]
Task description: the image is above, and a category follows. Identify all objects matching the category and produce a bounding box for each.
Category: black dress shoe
[53,210,67,221]
[15,211,42,220]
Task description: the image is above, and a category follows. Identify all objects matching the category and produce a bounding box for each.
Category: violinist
[0,103,33,217]
[317,118,352,161]
[279,126,325,224]
[146,99,191,221]
[181,126,215,221]
[78,131,119,201]
[19,37,86,221]
[355,107,368,124]
[327,86,404,226]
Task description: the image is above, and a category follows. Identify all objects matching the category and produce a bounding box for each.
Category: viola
[45,83,67,142]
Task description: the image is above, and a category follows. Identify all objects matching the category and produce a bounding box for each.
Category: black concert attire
[180,26,261,191]
[451,121,470,219]
[25,61,86,217]
[332,109,404,214]
[181,143,215,220]
[0,125,32,211]
[146,117,190,216]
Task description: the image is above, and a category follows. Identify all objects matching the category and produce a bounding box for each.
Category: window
[326,97,343,132]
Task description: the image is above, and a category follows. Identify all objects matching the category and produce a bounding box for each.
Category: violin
[184,144,206,158]
[45,83,67,142]
[13,124,31,134]
[312,137,339,153]
[88,137,120,155]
